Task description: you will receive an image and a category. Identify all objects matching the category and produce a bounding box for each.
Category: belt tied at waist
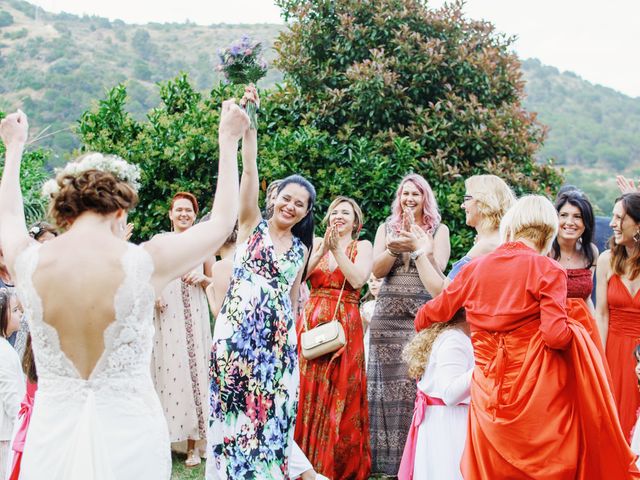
[310,287,360,304]
[473,321,540,420]
[398,389,458,480]
[608,307,640,337]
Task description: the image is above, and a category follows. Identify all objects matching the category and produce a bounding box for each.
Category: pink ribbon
[398,390,446,480]
[9,381,37,480]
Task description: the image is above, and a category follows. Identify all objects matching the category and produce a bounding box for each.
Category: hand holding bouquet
[217,35,267,130]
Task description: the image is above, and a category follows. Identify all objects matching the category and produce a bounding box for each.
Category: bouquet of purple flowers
[217,35,267,129]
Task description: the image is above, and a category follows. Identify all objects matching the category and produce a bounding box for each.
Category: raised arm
[305,237,327,280]
[595,251,611,346]
[145,99,248,295]
[408,225,449,296]
[237,87,261,243]
[0,111,33,274]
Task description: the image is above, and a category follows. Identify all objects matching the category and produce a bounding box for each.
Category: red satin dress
[295,245,371,480]
[566,269,607,358]
[415,242,639,479]
[606,274,640,441]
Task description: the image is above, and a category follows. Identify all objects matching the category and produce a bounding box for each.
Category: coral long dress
[606,274,640,441]
[295,244,371,480]
[415,242,639,479]
[566,268,609,363]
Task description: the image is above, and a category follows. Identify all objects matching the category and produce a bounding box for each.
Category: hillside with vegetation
[1,0,638,214]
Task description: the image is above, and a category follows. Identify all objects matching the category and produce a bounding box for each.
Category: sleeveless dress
[207,220,304,479]
[14,242,171,480]
[151,267,211,452]
[368,245,433,475]
[606,274,640,440]
[295,243,371,480]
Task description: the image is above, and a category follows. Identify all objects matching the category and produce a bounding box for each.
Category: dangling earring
[634,230,640,243]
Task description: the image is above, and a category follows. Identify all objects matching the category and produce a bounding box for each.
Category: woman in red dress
[596,192,640,440]
[295,196,373,480]
[416,195,638,479]
[550,190,605,354]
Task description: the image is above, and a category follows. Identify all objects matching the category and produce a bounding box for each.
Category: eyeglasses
[463,195,473,203]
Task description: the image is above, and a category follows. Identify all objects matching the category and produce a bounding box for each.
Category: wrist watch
[410,248,425,260]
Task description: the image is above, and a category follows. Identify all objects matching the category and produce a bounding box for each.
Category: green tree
[0,10,14,27]
[267,0,562,258]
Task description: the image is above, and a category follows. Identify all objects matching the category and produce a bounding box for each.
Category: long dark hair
[277,175,316,276]
[551,190,596,268]
[610,193,640,280]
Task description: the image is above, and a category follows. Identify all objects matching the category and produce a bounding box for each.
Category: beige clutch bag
[301,319,346,360]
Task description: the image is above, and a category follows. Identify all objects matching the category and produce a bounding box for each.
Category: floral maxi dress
[206,220,304,479]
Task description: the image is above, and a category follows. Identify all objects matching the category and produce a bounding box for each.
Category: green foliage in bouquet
[217,36,268,85]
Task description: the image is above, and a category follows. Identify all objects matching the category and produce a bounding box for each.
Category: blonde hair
[465,175,516,230]
[322,196,364,238]
[403,317,465,380]
[499,195,558,254]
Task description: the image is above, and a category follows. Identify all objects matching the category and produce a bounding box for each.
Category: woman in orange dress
[596,192,640,441]
[295,196,373,480]
[416,195,638,479]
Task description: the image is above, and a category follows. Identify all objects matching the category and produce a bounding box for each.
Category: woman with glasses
[413,175,515,297]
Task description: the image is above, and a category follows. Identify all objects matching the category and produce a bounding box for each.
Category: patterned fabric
[367,241,433,475]
[566,268,593,299]
[207,220,304,480]
[295,243,371,480]
[151,266,211,450]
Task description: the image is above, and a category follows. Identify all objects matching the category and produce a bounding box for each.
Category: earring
[634,230,640,243]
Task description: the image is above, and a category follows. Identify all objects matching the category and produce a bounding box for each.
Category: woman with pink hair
[367,173,450,476]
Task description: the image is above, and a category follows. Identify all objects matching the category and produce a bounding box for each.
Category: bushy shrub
[0,10,14,28]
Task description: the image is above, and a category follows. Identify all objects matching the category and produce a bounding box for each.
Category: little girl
[0,289,25,479]
[398,318,474,480]
[360,274,382,369]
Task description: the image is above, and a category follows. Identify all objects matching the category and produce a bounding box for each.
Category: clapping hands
[0,110,29,148]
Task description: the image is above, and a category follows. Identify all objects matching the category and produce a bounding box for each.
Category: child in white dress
[398,319,474,480]
[630,345,640,468]
[0,289,25,479]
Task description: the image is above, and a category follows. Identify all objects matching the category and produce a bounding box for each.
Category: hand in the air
[0,110,29,147]
[411,225,434,256]
[240,84,260,109]
[219,99,250,141]
[616,175,638,194]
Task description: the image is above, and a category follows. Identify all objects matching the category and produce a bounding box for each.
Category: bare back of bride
[0,100,250,479]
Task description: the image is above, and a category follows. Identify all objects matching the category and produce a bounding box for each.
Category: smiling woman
[367,173,450,476]
[596,192,640,441]
[150,191,214,468]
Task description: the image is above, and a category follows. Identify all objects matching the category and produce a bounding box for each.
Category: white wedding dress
[14,242,171,480]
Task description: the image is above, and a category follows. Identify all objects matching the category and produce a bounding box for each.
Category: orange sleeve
[538,265,572,349]
[415,272,467,331]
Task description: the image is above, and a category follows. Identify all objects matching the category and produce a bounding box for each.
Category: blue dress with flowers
[206,220,304,479]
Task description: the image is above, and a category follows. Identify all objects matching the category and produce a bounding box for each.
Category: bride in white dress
[0,102,250,479]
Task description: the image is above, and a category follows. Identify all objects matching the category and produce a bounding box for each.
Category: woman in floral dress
[206,87,316,480]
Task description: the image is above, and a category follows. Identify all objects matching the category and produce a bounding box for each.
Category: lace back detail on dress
[14,243,156,386]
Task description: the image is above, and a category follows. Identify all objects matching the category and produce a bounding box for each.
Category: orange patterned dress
[295,244,371,480]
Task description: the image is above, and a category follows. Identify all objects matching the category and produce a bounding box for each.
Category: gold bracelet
[385,248,400,257]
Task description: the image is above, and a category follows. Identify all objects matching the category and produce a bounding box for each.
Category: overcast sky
[28,0,640,98]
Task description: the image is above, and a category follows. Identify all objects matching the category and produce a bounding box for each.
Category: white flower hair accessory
[41,153,141,197]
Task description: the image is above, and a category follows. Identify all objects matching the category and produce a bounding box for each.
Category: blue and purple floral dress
[206,220,304,479]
